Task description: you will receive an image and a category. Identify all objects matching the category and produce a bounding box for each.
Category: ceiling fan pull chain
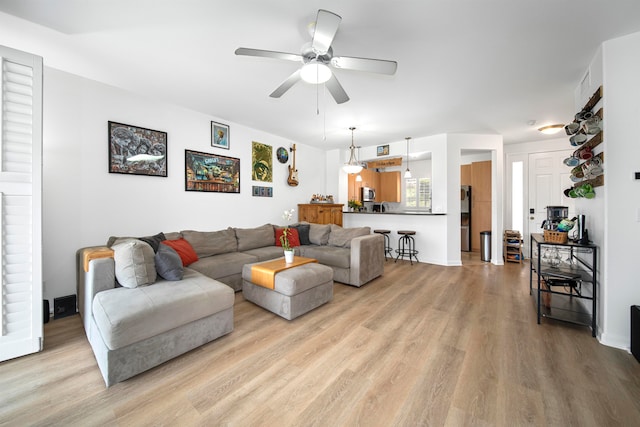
[323,84,327,141]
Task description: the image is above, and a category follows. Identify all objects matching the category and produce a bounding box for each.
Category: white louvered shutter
[0,45,43,362]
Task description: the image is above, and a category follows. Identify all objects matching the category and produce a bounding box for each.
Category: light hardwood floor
[2,254,640,426]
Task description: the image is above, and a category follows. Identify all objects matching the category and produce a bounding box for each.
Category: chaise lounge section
[77,222,384,386]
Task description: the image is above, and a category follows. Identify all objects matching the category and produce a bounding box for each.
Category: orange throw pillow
[275,228,300,248]
[161,238,199,266]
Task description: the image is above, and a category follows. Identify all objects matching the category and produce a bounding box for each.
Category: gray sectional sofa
[77,222,384,386]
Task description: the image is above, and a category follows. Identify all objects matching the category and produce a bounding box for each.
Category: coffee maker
[542,206,569,230]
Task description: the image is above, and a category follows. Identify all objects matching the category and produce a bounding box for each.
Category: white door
[526,150,575,256]
[0,46,43,362]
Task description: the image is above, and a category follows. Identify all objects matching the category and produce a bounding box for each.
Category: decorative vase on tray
[284,249,295,263]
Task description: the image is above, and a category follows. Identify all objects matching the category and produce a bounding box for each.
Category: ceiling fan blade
[311,9,341,55]
[269,70,302,98]
[235,47,302,63]
[331,56,397,75]
[325,74,349,104]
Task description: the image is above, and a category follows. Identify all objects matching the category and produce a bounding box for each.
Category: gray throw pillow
[328,224,371,248]
[154,244,184,281]
[181,228,237,257]
[235,224,275,251]
[293,224,311,245]
[309,223,331,245]
[112,240,156,288]
[138,232,166,253]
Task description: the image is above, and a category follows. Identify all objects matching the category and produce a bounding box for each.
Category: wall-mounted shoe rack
[566,86,604,193]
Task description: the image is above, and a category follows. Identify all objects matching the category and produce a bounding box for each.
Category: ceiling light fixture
[342,127,363,174]
[300,61,332,84]
[538,124,564,135]
[404,137,412,178]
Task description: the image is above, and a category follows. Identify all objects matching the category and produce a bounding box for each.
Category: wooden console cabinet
[298,204,343,226]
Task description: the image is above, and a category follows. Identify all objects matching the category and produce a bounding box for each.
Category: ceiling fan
[235,9,397,104]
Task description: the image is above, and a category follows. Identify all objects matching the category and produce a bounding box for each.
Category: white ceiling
[1,0,639,150]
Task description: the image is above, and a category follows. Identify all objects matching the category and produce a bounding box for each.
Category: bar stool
[373,229,393,260]
[395,230,419,264]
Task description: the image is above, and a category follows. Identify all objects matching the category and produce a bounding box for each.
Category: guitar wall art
[287,144,299,187]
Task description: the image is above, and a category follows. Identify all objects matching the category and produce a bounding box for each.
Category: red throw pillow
[275,228,300,248]
[161,238,199,266]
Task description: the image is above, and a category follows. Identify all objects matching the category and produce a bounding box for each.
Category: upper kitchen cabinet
[377,171,401,202]
[461,164,472,186]
[359,168,379,190]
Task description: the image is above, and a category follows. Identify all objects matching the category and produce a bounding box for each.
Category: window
[405,177,431,210]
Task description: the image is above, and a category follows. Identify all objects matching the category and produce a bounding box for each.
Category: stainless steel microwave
[361,186,375,202]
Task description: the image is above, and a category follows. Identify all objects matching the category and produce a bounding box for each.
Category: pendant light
[343,127,363,174]
[404,137,412,178]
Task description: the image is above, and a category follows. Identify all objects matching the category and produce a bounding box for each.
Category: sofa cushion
[161,238,199,267]
[293,224,311,245]
[92,268,234,350]
[242,246,286,262]
[188,251,258,280]
[181,228,237,257]
[309,223,331,245]
[154,244,184,281]
[235,224,274,251]
[275,227,300,248]
[328,225,371,248]
[299,245,351,269]
[112,240,157,288]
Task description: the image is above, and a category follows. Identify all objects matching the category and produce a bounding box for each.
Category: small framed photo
[211,121,230,149]
[377,145,389,156]
[108,121,167,177]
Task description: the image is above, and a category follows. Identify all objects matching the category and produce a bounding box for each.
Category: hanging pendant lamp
[343,127,363,174]
[404,137,412,178]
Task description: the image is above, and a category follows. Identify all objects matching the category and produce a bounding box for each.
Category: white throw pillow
[113,240,157,288]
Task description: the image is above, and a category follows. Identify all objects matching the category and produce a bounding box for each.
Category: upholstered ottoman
[242,260,334,320]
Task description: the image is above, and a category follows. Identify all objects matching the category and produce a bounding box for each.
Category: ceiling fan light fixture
[343,127,363,174]
[538,124,564,135]
[300,62,332,84]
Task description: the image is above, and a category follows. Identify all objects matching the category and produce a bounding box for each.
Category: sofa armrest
[349,234,385,286]
[76,247,116,332]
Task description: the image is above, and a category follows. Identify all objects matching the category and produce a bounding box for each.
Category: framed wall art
[185,149,240,193]
[108,121,167,177]
[377,144,390,156]
[211,121,230,149]
[251,141,272,182]
[252,186,273,197]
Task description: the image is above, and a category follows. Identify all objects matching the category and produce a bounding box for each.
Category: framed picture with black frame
[108,121,167,177]
[185,149,240,193]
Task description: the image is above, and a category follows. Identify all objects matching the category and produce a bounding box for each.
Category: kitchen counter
[344,211,445,216]
[343,211,453,266]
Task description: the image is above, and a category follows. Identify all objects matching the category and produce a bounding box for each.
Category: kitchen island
[344,211,457,266]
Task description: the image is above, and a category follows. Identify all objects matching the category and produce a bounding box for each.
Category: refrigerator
[461,185,471,251]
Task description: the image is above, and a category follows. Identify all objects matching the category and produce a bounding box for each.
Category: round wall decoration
[276,147,289,163]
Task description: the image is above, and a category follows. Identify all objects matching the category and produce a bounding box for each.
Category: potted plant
[280,208,295,263]
[348,199,362,212]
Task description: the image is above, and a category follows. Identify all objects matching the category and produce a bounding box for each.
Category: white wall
[42,67,326,305]
[599,31,640,349]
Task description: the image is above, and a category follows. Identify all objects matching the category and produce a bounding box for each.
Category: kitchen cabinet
[298,204,343,226]
[347,174,363,201]
[359,168,379,190]
[460,164,471,186]
[461,160,491,251]
[377,171,401,202]
[529,233,597,337]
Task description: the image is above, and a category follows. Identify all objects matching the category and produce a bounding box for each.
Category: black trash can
[480,231,491,262]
